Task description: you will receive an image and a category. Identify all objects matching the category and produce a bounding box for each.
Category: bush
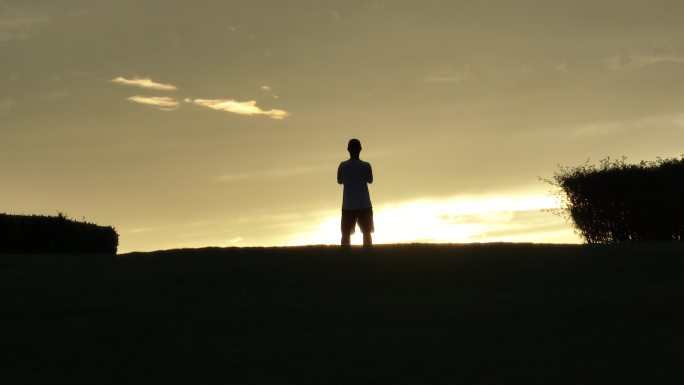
[548,156,684,243]
[0,213,118,254]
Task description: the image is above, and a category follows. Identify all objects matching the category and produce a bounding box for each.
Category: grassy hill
[1,243,683,384]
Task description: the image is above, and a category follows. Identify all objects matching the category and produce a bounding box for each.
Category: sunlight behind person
[116,190,580,253]
[290,192,580,246]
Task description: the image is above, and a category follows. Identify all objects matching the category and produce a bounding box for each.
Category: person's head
[347,138,362,158]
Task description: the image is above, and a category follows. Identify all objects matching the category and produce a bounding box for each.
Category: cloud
[122,227,158,234]
[216,166,324,182]
[188,98,289,119]
[366,0,386,11]
[111,76,177,91]
[8,71,21,83]
[0,5,49,42]
[550,60,571,73]
[423,67,472,83]
[0,98,16,114]
[606,53,684,70]
[110,78,286,117]
[261,85,280,99]
[127,96,179,110]
[566,112,684,138]
[167,31,182,48]
[327,10,341,20]
[65,9,89,18]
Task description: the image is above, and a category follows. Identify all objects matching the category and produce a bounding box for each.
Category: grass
[1,243,683,384]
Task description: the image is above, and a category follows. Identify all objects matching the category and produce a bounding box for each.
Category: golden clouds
[113,76,288,119]
[423,67,472,83]
[127,96,179,110]
[112,77,178,91]
[188,98,289,119]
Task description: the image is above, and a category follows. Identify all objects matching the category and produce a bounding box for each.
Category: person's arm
[367,163,373,184]
[337,163,343,184]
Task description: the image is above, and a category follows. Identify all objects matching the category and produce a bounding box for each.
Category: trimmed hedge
[0,213,118,254]
[549,157,684,243]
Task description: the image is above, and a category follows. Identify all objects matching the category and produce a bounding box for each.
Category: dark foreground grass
[1,243,683,384]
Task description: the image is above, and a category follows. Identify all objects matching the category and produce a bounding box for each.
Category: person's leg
[341,210,354,248]
[362,232,372,247]
[359,208,374,248]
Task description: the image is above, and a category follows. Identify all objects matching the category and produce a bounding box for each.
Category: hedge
[548,156,684,243]
[0,213,118,254]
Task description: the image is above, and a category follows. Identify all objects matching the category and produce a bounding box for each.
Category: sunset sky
[3,0,684,252]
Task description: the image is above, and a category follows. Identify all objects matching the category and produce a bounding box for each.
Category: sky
[3,0,684,252]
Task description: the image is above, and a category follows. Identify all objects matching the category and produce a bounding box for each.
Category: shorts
[341,207,374,235]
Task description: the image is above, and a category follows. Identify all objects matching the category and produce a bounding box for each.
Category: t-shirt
[337,158,373,210]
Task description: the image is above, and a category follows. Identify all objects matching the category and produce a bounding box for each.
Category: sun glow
[289,192,579,246]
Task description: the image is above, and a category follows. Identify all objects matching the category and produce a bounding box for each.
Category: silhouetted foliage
[548,156,684,243]
[0,213,118,254]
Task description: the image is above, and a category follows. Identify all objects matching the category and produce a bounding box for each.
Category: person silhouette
[337,138,374,248]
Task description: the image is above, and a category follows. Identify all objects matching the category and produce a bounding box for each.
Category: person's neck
[350,155,360,160]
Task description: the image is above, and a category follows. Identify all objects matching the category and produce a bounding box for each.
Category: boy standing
[337,139,374,248]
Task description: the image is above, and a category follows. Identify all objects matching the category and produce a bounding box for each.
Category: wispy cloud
[110,77,287,117]
[606,53,684,70]
[0,5,49,42]
[112,76,177,91]
[127,96,179,110]
[187,98,289,119]
[167,31,182,48]
[423,67,472,83]
[0,98,16,114]
[261,85,280,99]
[34,89,70,100]
[567,112,684,137]
[366,0,386,11]
[550,60,571,73]
[327,9,341,20]
[216,166,323,182]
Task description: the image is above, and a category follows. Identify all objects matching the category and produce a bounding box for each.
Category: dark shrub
[548,156,684,243]
[0,213,118,254]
